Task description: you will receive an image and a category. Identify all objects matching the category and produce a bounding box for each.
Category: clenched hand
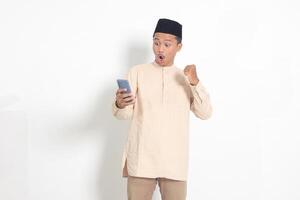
[184,64,199,86]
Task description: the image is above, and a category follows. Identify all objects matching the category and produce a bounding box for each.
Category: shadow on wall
[95,41,151,199]
[126,40,152,68]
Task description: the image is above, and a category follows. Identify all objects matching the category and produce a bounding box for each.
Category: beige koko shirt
[112,61,212,181]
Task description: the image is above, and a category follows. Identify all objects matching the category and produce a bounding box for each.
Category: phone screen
[117,79,132,93]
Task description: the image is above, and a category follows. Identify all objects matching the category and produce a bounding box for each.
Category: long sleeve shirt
[112,61,212,181]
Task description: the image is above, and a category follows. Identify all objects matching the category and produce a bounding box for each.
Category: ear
[177,43,182,52]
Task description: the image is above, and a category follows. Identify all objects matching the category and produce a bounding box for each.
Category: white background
[0,0,300,199]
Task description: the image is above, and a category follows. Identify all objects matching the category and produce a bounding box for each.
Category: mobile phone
[117,79,132,93]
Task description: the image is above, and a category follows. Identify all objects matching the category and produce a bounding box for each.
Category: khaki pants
[127,176,187,200]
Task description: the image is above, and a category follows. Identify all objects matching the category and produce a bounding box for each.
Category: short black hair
[175,36,182,44]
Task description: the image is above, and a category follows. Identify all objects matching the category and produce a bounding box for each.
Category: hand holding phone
[115,79,135,109]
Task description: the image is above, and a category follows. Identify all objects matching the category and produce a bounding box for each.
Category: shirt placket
[162,67,165,104]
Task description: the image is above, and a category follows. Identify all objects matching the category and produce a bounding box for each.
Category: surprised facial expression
[153,32,182,67]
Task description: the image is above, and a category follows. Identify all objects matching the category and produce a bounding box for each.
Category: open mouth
[158,55,165,60]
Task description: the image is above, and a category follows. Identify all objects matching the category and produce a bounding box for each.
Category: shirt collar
[152,61,175,69]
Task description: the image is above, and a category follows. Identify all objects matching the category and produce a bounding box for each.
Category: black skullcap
[153,18,182,39]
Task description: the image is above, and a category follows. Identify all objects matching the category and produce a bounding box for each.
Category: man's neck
[154,60,175,67]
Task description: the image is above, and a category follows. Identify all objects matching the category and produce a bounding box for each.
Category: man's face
[153,32,182,66]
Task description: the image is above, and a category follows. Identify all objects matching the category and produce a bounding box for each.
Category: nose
[158,44,164,53]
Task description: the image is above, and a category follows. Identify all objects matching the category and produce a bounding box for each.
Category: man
[112,18,212,200]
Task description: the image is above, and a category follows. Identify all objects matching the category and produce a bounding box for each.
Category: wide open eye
[154,41,159,46]
[164,43,171,48]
